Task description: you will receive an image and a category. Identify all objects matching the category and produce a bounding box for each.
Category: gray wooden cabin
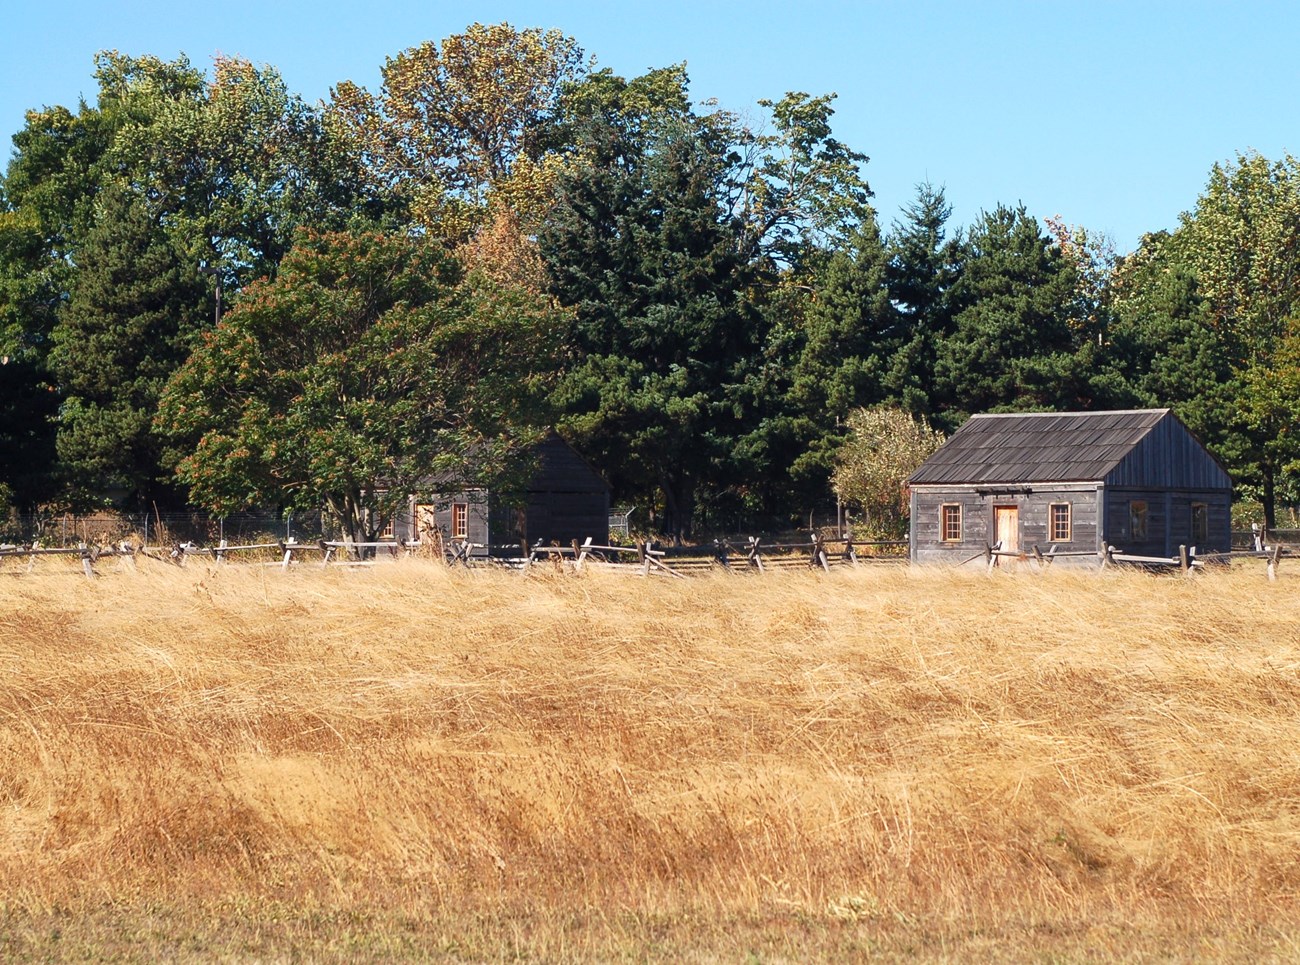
[393,432,610,557]
[908,409,1232,565]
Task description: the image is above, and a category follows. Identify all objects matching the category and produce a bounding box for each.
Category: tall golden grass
[3,558,1300,960]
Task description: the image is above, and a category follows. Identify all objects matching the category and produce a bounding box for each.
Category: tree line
[2,23,1298,540]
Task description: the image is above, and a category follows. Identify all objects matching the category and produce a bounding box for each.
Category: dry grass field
[3,556,1300,961]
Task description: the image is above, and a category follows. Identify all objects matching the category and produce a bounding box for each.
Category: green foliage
[328,23,586,240]
[50,183,208,506]
[781,217,899,487]
[1174,152,1300,362]
[832,407,944,538]
[540,69,758,538]
[0,50,371,509]
[883,183,959,418]
[110,54,370,281]
[932,204,1082,426]
[1106,231,1235,443]
[1108,154,1300,524]
[0,355,58,511]
[0,208,62,509]
[156,229,566,544]
[737,91,874,268]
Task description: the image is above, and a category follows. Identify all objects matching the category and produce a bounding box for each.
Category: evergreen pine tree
[50,183,208,505]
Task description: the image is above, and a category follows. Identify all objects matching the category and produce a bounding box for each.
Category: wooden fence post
[575,536,592,572]
[747,537,764,574]
[985,541,999,574]
[1179,544,1189,574]
[79,543,95,579]
[844,537,859,568]
[714,539,730,570]
[810,532,830,572]
[1268,543,1282,582]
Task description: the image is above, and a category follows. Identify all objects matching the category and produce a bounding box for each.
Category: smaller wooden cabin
[392,432,610,556]
[908,409,1232,565]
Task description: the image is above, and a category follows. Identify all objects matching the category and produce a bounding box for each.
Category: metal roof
[908,409,1174,485]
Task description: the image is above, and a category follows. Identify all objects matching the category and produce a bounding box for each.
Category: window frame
[940,503,963,542]
[452,502,469,540]
[1190,501,1208,547]
[1049,502,1072,543]
[1129,500,1149,540]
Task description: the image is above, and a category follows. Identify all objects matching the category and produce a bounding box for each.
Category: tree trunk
[660,473,695,542]
[1263,466,1277,532]
[327,492,365,558]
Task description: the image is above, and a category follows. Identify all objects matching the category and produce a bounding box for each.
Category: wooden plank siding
[908,410,1233,566]
[417,490,491,554]
[1102,487,1232,556]
[504,490,609,549]
[911,489,991,563]
[1103,417,1232,490]
[911,486,1102,566]
[396,433,610,556]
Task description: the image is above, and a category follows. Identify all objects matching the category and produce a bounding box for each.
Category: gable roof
[908,409,1212,485]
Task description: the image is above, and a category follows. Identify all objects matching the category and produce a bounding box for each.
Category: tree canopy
[3,23,1299,535]
[832,407,945,538]
[156,229,566,544]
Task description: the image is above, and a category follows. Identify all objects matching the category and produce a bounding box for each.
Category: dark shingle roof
[909,409,1172,485]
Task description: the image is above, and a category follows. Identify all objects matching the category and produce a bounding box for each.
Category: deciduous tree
[156,230,566,546]
[832,407,944,538]
[329,23,585,240]
[1173,154,1300,522]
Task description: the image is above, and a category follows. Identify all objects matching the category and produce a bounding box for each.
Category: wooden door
[994,506,1019,554]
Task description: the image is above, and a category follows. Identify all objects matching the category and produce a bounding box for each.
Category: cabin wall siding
[1102,487,1232,555]
[419,490,491,555]
[910,410,1233,566]
[396,434,610,556]
[487,489,610,549]
[911,486,1101,565]
[1104,419,1232,490]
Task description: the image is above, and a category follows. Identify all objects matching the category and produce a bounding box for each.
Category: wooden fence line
[1,532,908,579]
[975,539,1295,579]
[5,533,1292,581]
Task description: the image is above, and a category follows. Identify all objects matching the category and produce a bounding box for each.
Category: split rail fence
[974,538,1295,581]
[3,532,1295,581]
[0,533,907,579]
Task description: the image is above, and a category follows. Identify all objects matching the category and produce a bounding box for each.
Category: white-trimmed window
[1049,503,1071,543]
[452,502,468,539]
[941,504,962,542]
[379,517,395,540]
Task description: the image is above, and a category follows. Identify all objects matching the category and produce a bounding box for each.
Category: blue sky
[2,1,1294,253]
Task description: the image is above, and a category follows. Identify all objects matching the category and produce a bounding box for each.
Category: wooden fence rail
[973,539,1295,580]
[5,534,1291,581]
